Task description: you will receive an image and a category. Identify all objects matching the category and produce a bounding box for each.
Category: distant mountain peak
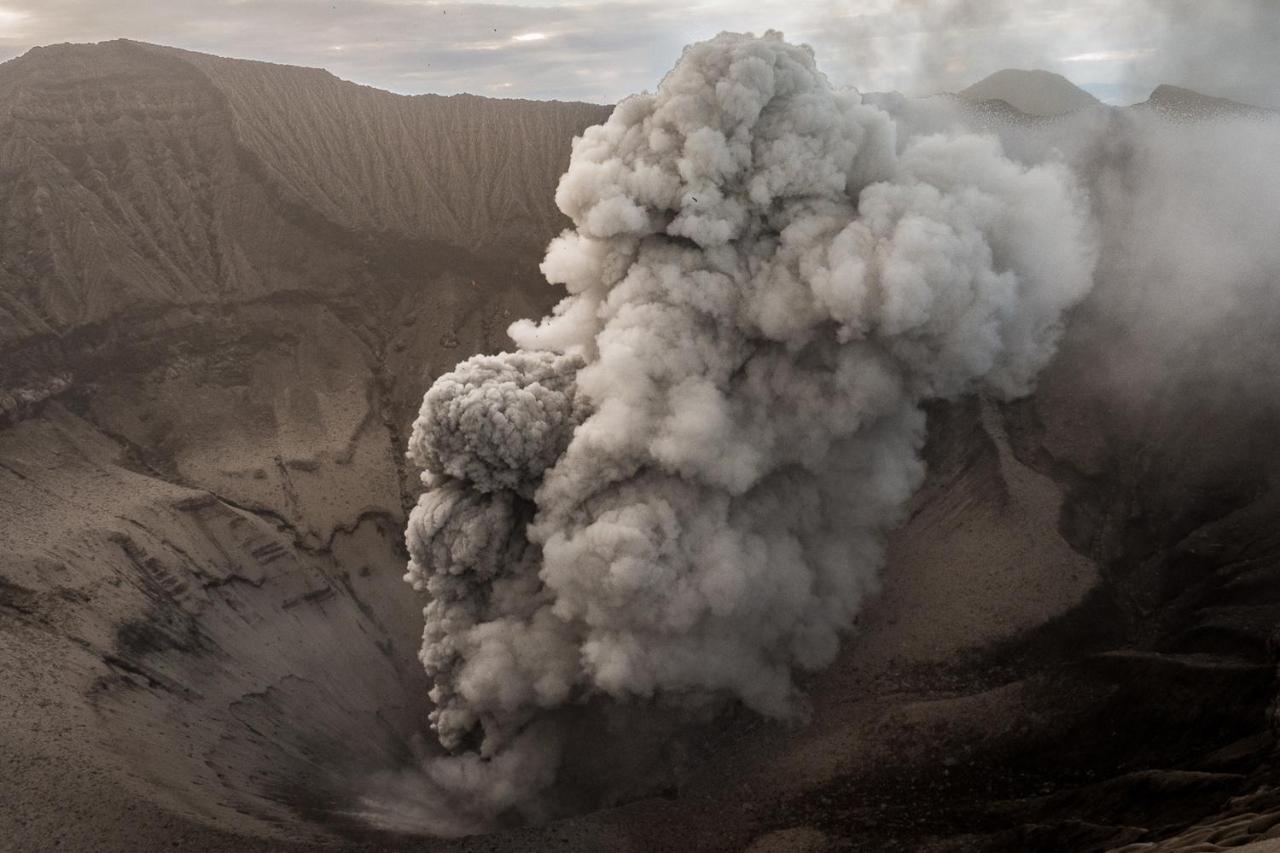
[960,69,1100,117]
[1138,84,1274,120]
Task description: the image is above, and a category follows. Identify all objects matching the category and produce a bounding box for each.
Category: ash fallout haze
[3,3,1280,853]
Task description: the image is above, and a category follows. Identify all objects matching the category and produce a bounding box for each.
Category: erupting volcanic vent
[398,30,1096,830]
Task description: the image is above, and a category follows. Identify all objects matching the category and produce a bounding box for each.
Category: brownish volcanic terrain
[4,40,1280,853]
[0,38,607,852]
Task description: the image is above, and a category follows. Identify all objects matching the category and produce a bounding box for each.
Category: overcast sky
[0,1,1275,107]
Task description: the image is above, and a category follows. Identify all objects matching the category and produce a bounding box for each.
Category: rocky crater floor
[3,42,1280,853]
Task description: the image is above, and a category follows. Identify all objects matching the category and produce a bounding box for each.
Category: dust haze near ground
[4,21,1280,853]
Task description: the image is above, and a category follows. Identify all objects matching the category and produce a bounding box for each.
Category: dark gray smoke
[389,30,1097,833]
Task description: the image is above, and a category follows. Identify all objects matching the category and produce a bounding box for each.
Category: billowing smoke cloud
[404,351,585,747]
[397,30,1096,829]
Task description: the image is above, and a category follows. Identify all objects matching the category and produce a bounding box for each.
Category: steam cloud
[400,30,1096,824]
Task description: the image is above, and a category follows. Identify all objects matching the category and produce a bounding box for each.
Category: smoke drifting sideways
[390,30,1097,833]
[891,85,1280,420]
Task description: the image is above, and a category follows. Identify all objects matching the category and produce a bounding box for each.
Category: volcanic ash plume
[405,30,1097,775]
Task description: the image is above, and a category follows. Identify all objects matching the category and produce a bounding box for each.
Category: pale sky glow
[0,1,1274,108]
[1062,48,1155,64]
[0,7,28,28]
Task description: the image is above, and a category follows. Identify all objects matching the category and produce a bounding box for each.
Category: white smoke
[395,30,1097,830]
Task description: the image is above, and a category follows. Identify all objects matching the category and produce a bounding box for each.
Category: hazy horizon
[0,1,1277,107]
